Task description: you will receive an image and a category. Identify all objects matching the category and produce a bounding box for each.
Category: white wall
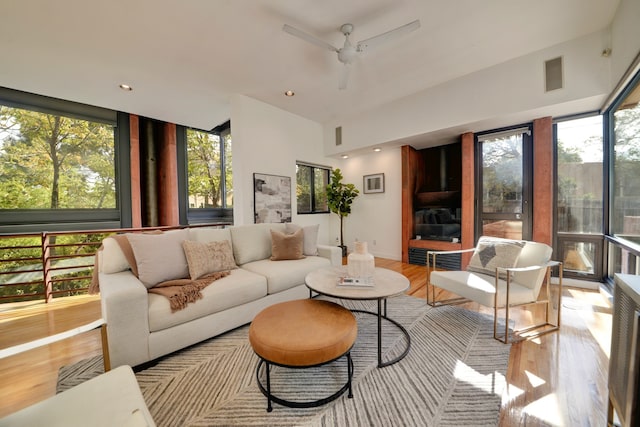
[610,0,640,90]
[230,7,640,261]
[335,148,402,260]
[322,29,612,154]
[230,94,336,244]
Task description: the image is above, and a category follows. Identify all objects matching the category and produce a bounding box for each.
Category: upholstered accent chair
[426,236,562,343]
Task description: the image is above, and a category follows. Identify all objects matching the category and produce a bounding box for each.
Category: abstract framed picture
[253,173,292,223]
[363,173,385,194]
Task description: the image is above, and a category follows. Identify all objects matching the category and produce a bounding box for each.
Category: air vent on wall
[335,126,342,146]
[545,56,563,92]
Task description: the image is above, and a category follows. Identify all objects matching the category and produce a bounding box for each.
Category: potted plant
[326,168,359,257]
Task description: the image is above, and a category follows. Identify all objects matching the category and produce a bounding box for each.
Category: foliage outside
[326,168,359,248]
[481,135,523,214]
[186,129,233,208]
[613,102,640,237]
[0,105,116,210]
[296,164,328,213]
[0,233,109,303]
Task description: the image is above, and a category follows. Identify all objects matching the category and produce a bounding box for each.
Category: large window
[0,105,116,209]
[296,163,329,214]
[185,122,233,224]
[555,115,604,279]
[0,87,124,231]
[611,79,640,245]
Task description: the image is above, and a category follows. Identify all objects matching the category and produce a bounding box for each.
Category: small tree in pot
[326,168,359,257]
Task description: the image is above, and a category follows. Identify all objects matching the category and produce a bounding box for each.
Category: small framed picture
[363,173,384,194]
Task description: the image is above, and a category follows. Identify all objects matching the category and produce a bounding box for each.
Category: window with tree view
[612,79,640,246]
[0,104,116,210]
[296,163,329,214]
[186,126,233,223]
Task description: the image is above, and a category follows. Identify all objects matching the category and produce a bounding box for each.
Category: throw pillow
[270,228,305,261]
[284,223,319,256]
[182,239,237,280]
[126,229,190,288]
[467,237,525,277]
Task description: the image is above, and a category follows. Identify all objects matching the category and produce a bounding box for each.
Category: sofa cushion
[467,236,525,277]
[148,268,268,332]
[182,240,237,280]
[188,227,232,247]
[126,229,190,288]
[270,228,305,261]
[100,237,130,274]
[285,223,319,256]
[241,256,331,294]
[230,223,285,265]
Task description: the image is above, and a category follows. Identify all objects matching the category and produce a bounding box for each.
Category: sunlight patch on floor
[566,288,612,357]
[502,382,524,401]
[523,393,563,426]
[453,360,506,396]
[524,370,546,388]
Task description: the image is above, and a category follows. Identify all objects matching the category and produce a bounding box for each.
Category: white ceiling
[0,0,620,131]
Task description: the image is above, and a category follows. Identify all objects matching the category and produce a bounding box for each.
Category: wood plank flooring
[0,259,612,426]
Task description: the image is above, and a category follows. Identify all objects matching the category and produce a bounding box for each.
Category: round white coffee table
[305,266,411,368]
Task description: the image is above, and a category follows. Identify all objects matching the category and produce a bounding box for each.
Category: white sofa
[98,223,341,368]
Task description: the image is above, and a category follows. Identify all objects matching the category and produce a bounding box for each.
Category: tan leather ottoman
[249,299,357,412]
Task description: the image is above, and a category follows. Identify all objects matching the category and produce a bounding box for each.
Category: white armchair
[427,236,562,343]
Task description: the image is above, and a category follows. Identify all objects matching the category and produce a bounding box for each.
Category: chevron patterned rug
[58,295,511,426]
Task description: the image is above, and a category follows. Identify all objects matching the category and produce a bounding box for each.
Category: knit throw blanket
[148,271,230,312]
[90,233,229,312]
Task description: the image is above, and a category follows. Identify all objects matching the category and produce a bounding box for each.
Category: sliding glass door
[477,127,533,241]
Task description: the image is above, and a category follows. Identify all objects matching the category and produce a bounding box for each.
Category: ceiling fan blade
[282,24,339,52]
[356,19,421,52]
[338,64,351,90]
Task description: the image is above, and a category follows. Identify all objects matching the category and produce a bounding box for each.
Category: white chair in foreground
[0,365,155,427]
[427,236,562,343]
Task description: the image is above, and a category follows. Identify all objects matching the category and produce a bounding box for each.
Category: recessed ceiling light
[284,90,295,97]
[341,154,349,159]
[373,148,381,152]
[119,84,133,91]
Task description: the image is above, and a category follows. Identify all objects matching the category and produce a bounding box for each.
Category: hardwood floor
[0,259,612,426]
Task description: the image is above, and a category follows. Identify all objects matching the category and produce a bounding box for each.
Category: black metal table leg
[352,299,411,368]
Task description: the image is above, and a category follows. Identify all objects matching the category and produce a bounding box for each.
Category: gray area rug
[58,296,511,426]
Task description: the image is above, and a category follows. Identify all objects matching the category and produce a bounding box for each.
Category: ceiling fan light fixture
[282,19,420,90]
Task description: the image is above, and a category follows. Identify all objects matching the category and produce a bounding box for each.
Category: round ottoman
[249,299,357,412]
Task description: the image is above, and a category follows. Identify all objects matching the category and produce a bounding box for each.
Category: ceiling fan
[282,19,421,90]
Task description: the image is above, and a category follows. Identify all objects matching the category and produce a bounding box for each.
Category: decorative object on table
[347,241,375,280]
[253,173,291,223]
[363,173,384,194]
[326,168,359,257]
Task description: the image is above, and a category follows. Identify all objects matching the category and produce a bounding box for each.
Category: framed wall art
[363,173,385,194]
[253,173,292,223]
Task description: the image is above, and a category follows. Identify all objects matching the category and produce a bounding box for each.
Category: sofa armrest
[99,271,150,368]
[317,244,342,266]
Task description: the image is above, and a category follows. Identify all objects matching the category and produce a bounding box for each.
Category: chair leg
[101,324,111,372]
[494,263,563,344]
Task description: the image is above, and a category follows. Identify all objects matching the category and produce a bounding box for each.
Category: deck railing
[0,223,231,303]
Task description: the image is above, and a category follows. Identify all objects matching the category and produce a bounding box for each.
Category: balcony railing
[0,223,231,304]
